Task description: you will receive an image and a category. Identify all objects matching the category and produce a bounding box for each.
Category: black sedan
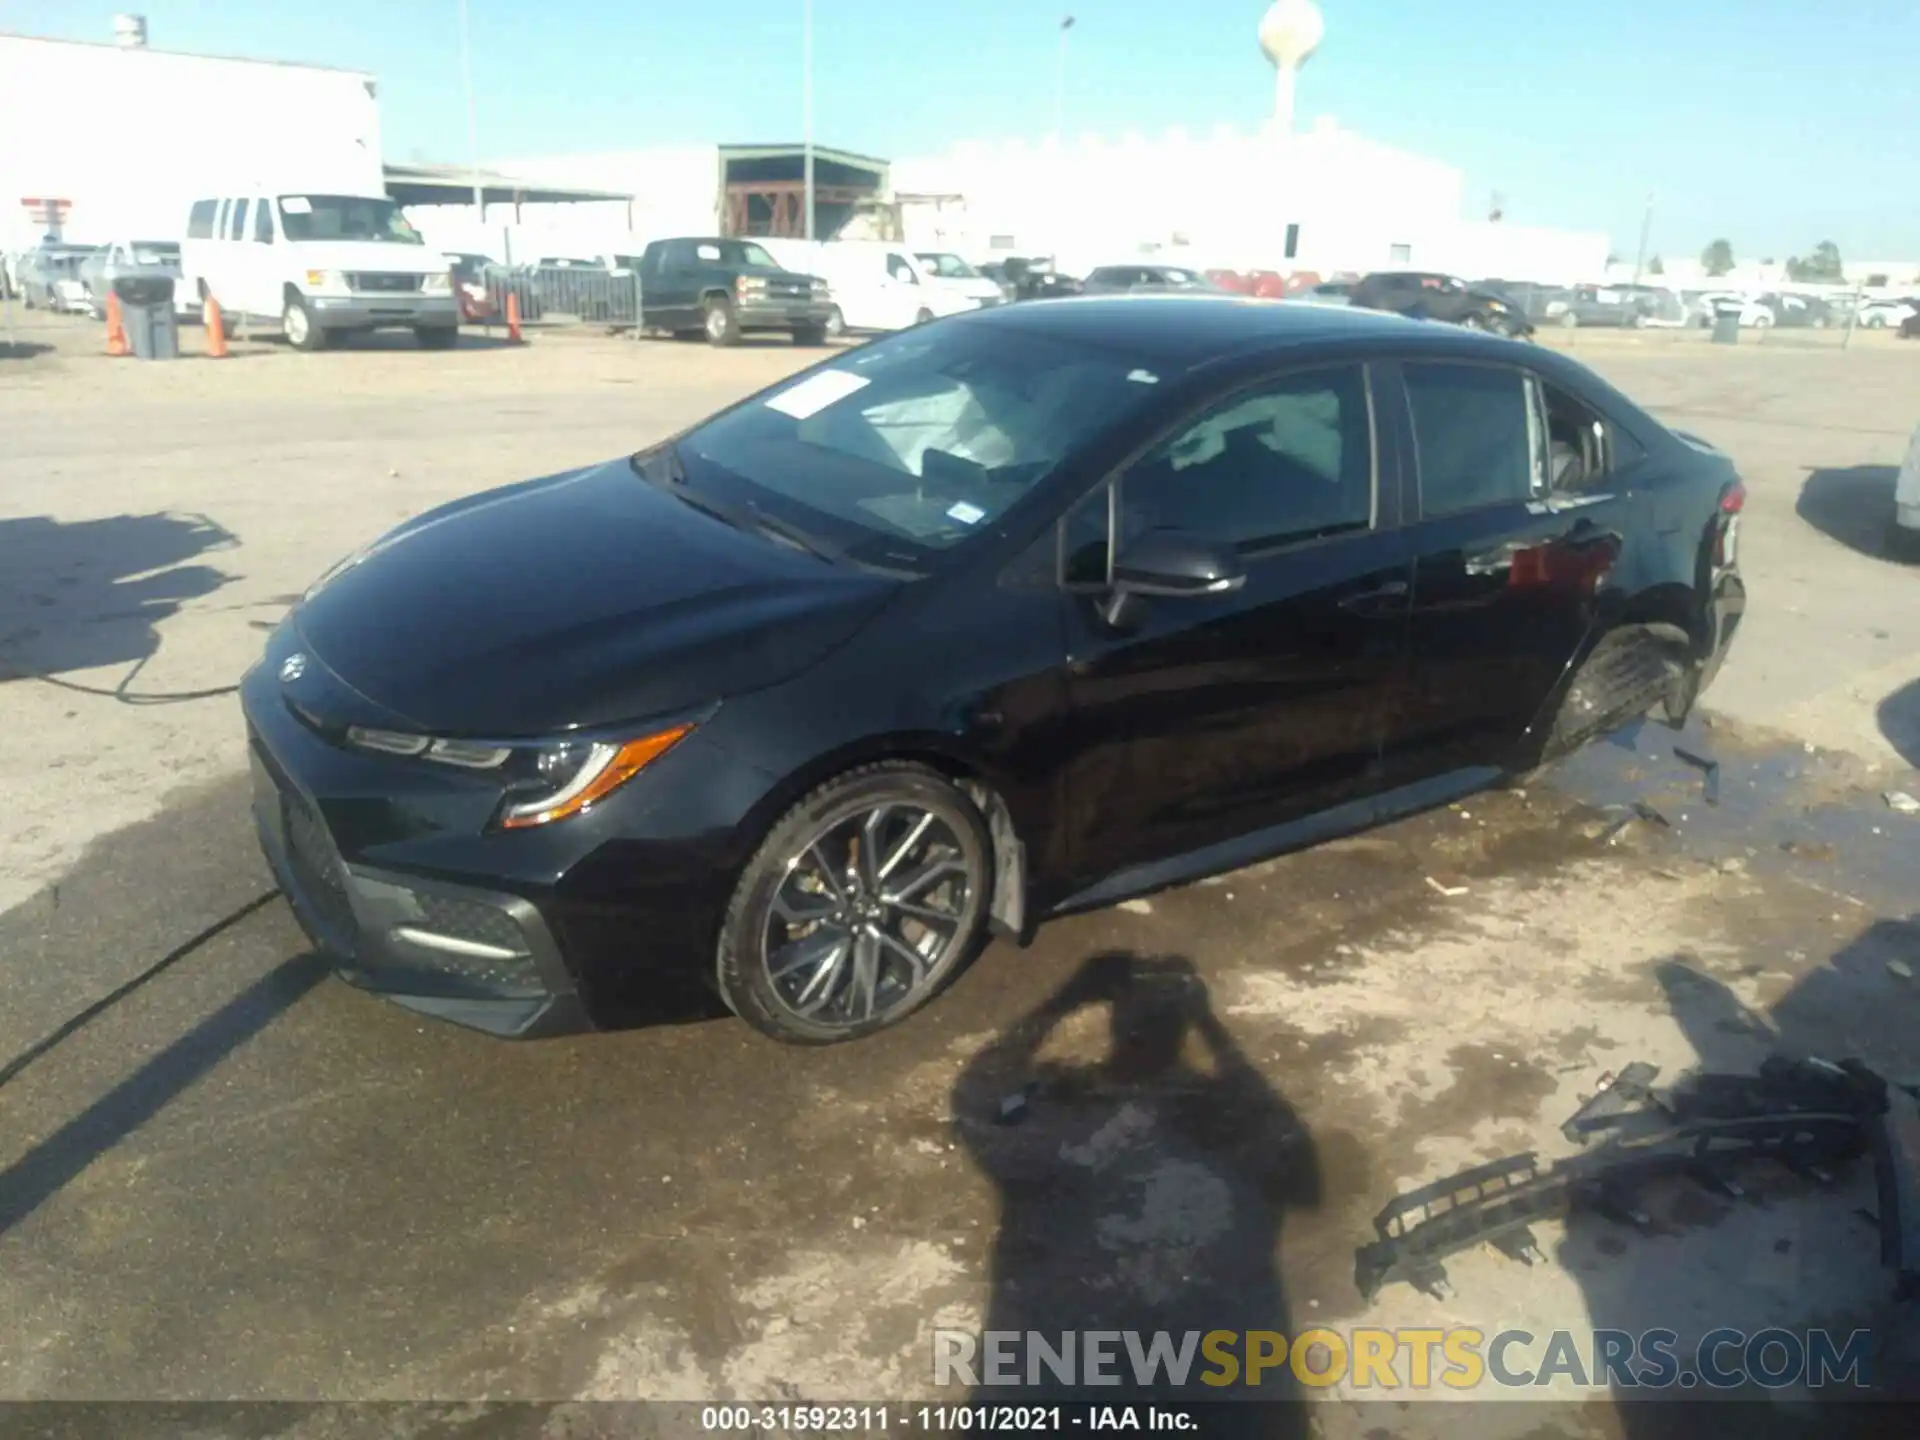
[243,298,1746,1044]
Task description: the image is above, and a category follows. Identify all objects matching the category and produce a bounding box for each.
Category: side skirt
[1046,764,1506,918]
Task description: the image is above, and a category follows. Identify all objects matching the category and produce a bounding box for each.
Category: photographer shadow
[951,952,1319,1436]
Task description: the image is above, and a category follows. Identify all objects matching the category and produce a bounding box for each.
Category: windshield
[917,252,980,279]
[673,323,1166,563]
[718,240,778,268]
[278,195,423,244]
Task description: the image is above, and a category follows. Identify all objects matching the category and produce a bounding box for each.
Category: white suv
[179,193,458,350]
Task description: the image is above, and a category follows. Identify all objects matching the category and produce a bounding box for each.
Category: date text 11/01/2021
[700,1405,1199,1432]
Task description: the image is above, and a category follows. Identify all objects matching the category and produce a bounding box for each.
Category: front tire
[703,295,740,346]
[283,294,326,351]
[823,305,846,339]
[715,763,993,1044]
[914,307,934,326]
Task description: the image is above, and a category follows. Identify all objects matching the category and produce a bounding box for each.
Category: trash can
[114,273,179,359]
[1710,301,1741,345]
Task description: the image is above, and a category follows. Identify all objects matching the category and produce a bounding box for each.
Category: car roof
[946,293,1494,366]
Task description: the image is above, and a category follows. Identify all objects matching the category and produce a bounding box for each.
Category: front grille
[283,788,357,941]
[349,272,424,293]
[765,279,811,300]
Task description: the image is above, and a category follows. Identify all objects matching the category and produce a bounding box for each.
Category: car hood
[292,460,901,736]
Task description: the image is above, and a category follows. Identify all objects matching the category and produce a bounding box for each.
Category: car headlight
[423,271,453,294]
[337,721,695,828]
[498,726,695,828]
[303,269,349,292]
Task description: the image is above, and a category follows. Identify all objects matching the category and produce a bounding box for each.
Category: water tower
[1258,0,1324,132]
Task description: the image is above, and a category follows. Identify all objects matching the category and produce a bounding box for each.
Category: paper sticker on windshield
[280,196,312,214]
[1127,369,1159,384]
[946,501,986,525]
[765,369,871,420]
[696,243,722,261]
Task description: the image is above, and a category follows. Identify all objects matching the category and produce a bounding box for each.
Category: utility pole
[1055,16,1075,144]
[459,1,484,220]
[803,0,815,240]
[1629,191,1654,289]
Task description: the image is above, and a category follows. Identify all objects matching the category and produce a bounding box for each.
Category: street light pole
[459,0,483,220]
[803,0,815,240]
[1629,191,1654,290]
[1055,16,1075,144]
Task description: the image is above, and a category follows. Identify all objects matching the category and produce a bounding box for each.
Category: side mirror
[1102,528,1245,625]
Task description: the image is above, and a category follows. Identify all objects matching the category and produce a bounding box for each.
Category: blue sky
[7,0,1917,259]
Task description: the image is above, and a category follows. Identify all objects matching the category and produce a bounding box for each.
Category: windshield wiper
[743,505,840,565]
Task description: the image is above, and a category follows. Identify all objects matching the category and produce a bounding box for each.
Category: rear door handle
[1340,579,1410,611]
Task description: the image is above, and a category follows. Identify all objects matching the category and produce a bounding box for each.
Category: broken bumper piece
[1355,1055,1920,1303]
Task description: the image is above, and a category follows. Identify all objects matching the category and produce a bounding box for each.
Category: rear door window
[1403,362,1539,516]
[227,200,249,241]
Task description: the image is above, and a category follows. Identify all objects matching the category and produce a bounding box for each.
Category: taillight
[1715,480,1745,567]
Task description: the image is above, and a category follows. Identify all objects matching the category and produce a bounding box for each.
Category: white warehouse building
[888,118,1608,283]
[0,22,385,254]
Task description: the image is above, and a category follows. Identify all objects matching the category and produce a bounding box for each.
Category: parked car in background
[1689,292,1775,328]
[1350,270,1532,337]
[637,236,837,345]
[16,244,100,312]
[446,253,498,322]
[1079,264,1226,295]
[1621,286,1689,327]
[1894,421,1920,560]
[1856,297,1919,329]
[1551,285,1649,328]
[1758,293,1837,329]
[914,251,1008,308]
[78,239,185,319]
[241,297,1746,1043]
[979,257,1083,301]
[180,193,458,350]
[1292,281,1354,307]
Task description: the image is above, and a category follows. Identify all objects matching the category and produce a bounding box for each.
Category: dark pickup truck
[635,237,837,346]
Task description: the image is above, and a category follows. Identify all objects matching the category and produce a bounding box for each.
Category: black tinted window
[252,201,273,243]
[1121,365,1375,551]
[227,200,249,240]
[186,200,217,240]
[1405,363,1536,516]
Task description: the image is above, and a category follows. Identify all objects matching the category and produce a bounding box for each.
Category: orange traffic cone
[203,295,229,358]
[104,293,129,356]
[505,290,523,344]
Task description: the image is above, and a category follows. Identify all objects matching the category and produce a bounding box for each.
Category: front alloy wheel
[717,764,991,1043]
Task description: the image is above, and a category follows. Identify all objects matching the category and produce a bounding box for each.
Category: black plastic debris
[1354,1055,1920,1304]
[1674,745,1722,806]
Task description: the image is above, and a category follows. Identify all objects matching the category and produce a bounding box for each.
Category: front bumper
[737,298,838,330]
[249,738,591,1038]
[308,293,459,331]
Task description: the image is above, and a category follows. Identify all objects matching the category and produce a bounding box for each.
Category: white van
[914,250,1009,308]
[179,192,459,350]
[759,240,981,337]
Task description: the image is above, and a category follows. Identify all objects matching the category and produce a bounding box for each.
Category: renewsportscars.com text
[932,1327,1874,1391]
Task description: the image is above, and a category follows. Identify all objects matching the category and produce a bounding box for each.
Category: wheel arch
[731,732,1034,943]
